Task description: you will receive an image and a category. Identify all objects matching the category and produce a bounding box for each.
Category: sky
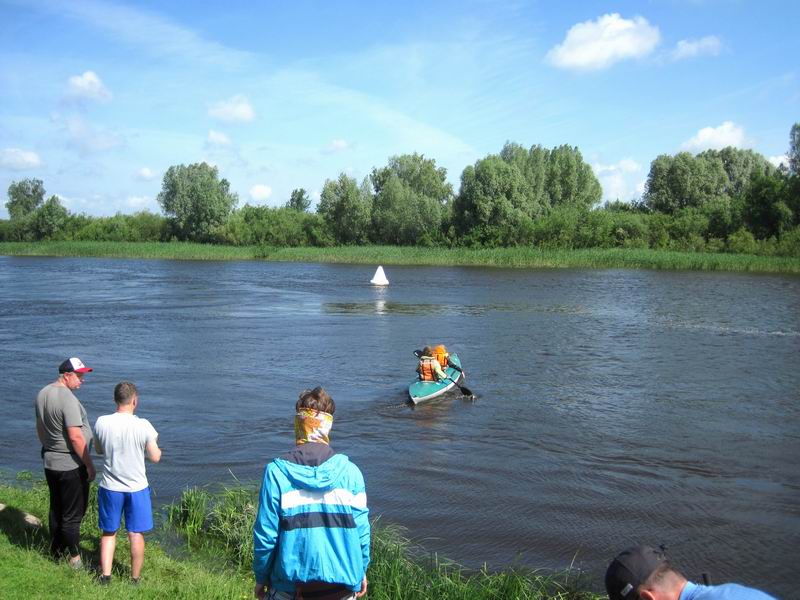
[1,0,798,218]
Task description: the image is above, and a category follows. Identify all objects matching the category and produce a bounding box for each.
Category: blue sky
[1,0,798,217]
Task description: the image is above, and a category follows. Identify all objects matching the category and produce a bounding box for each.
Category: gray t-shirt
[35,383,93,471]
[94,412,158,492]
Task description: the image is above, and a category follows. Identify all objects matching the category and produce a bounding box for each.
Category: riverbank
[2,241,799,273]
[0,478,601,600]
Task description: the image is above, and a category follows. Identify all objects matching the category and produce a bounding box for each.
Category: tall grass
[0,480,252,599]
[2,241,799,272]
[165,486,602,600]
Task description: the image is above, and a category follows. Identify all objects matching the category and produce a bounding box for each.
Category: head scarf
[295,408,333,445]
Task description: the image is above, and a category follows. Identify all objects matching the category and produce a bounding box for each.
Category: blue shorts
[98,486,153,533]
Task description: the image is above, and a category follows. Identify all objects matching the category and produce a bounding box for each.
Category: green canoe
[408,353,465,404]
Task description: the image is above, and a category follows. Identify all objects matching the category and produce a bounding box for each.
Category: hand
[86,463,96,482]
[355,576,368,598]
[254,583,266,599]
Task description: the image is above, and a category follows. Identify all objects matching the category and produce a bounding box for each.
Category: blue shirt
[680,581,778,600]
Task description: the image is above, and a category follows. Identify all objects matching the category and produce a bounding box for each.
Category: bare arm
[146,438,161,463]
[66,426,95,481]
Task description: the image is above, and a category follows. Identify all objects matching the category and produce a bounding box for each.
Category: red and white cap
[59,357,93,374]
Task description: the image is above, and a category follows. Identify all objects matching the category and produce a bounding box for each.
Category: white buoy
[370,265,389,286]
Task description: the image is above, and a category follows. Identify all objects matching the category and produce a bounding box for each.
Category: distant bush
[726,228,758,254]
[776,227,800,257]
[70,212,170,242]
[214,205,332,247]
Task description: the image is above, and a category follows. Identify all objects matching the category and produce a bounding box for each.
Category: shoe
[131,577,140,585]
[98,575,111,585]
[68,557,83,570]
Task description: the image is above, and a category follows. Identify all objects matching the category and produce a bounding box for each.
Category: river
[1,255,797,597]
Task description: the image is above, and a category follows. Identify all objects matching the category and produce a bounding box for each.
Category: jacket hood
[273,453,352,491]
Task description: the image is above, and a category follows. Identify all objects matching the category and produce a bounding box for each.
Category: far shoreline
[2,241,800,274]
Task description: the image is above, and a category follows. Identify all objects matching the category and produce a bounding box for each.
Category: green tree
[30,195,69,240]
[6,178,45,220]
[371,153,453,204]
[157,162,238,241]
[545,145,602,210]
[369,154,452,245]
[316,173,371,244]
[500,143,550,211]
[789,122,800,175]
[698,147,774,196]
[285,188,311,212]
[453,155,535,245]
[643,152,729,213]
[742,173,793,239]
[499,142,600,213]
[370,174,443,245]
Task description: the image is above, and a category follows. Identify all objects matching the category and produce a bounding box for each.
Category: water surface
[1,256,797,597]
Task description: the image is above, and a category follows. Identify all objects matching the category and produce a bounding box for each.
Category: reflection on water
[0,257,798,598]
[323,302,589,317]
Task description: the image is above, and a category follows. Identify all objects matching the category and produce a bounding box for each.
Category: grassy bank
[0,478,601,600]
[2,241,799,273]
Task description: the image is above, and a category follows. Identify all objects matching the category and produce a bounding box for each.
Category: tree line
[3,123,799,257]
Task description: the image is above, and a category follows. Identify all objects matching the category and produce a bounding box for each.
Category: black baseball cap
[605,545,668,600]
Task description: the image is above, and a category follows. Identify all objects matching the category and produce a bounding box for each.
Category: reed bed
[2,241,799,273]
[1,476,601,599]
[164,485,602,600]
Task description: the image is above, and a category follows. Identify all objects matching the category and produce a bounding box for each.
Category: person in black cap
[605,545,777,600]
[34,357,96,569]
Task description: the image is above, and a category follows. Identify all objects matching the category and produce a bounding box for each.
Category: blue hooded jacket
[253,443,370,593]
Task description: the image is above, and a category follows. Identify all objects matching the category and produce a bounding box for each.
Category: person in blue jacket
[605,545,777,600]
[253,387,369,600]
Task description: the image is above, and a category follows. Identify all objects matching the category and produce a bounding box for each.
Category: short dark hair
[114,381,138,406]
[296,386,335,414]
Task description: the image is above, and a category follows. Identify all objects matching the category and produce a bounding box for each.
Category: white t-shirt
[94,412,158,492]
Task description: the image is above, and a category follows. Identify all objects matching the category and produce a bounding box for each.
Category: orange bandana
[294,408,333,445]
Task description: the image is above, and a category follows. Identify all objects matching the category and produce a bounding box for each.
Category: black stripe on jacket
[280,511,356,531]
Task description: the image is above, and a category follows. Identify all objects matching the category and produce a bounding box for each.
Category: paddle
[413,350,474,397]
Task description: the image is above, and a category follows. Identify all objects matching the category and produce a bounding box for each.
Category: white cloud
[58,114,123,154]
[208,95,255,123]
[35,0,252,68]
[136,167,156,180]
[207,129,232,146]
[768,154,789,169]
[0,148,42,170]
[671,36,722,61]
[545,13,660,71]
[592,158,643,201]
[682,121,748,152]
[250,184,272,201]
[66,70,112,102]
[125,195,158,211]
[326,139,349,153]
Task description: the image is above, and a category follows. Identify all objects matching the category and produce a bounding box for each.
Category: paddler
[417,346,447,382]
[433,344,449,369]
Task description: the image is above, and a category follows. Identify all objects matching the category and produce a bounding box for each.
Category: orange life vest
[419,357,438,381]
[433,345,449,368]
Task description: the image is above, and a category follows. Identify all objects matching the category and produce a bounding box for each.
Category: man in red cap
[35,357,96,568]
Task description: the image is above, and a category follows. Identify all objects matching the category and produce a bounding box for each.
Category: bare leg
[100,532,117,576]
[128,532,145,579]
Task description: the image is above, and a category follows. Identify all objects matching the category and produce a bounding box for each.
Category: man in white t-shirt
[94,381,161,584]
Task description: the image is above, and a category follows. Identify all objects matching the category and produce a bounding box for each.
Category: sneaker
[98,575,111,585]
[131,577,140,585]
[68,557,83,570]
